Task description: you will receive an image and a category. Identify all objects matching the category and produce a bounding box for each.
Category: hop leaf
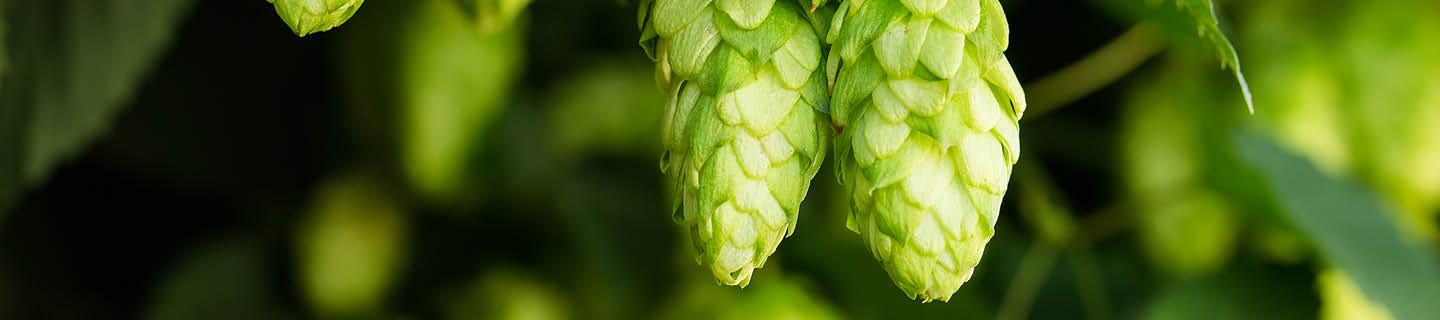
[825,0,1025,301]
[640,0,832,286]
[268,0,364,37]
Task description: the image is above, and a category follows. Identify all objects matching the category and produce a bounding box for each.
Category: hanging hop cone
[268,0,364,37]
[825,0,1025,301]
[639,0,832,286]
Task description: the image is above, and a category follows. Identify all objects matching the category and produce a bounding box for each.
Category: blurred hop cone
[1136,191,1238,276]
[1121,68,1239,277]
[639,0,832,286]
[268,0,364,37]
[466,0,534,35]
[825,0,1025,301]
[1319,270,1393,320]
[446,268,569,320]
[398,0,525,206]
[298,171,408,317]
[660,276,841,320]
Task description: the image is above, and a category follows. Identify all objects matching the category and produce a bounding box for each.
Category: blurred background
[2,0,1439,319]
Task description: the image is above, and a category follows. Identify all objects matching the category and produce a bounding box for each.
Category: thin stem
[996,242,1060,320]
[1068,248,1114,320]
[1025,24,1165,117]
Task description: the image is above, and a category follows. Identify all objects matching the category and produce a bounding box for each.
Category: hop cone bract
[826,0,1025,301]
[268,0,364,37]
[640,0,831,286]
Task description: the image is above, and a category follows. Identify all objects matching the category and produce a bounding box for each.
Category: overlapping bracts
[640,0,831,286]
[826,0,1025,301]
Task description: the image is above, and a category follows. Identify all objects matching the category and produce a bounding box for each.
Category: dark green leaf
[1236,130,1440,320]
[142,237,291,320]
[0,0,195,215]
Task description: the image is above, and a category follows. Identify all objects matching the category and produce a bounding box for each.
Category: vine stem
[1025,24,1165,117]
[996,241,1060,320]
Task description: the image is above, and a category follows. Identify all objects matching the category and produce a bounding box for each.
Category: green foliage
[0,0,194,219]
[1096,0,1252,112]
[1143,266,1316,320]
[6,0,1440,318]
[1317,270,1393,320]
[1172,0,1252,112]
[1236,131,1440,320]
[143,238,291,320]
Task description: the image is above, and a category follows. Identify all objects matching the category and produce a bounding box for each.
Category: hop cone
[1121,60,1240,276]
[639,0,831,286]
[268,0,364,37]
[826,0,1025,301]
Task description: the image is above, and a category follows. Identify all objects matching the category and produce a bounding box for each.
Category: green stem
[1067,248,1113,320]
[1025,24,1165,117]
[996,241,1060,320]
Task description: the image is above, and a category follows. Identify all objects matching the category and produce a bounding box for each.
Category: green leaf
[0,0,195,216]
[1236,130,1440,320]
[143,237,291,320]
[1143,265,1316,320]
[1173,0,1253,113]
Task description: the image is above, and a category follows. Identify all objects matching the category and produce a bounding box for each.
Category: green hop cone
[1121,60,1240,276]
[268,0,364,37]
[639,0,832,286]
[825,0,1025,301]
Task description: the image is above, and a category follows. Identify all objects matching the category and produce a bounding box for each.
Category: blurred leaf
[1144,265,1315,320]
[143,237,290,320]
[1236,130,1440,320]
[0,0,194,215]
[1,0,6,91]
